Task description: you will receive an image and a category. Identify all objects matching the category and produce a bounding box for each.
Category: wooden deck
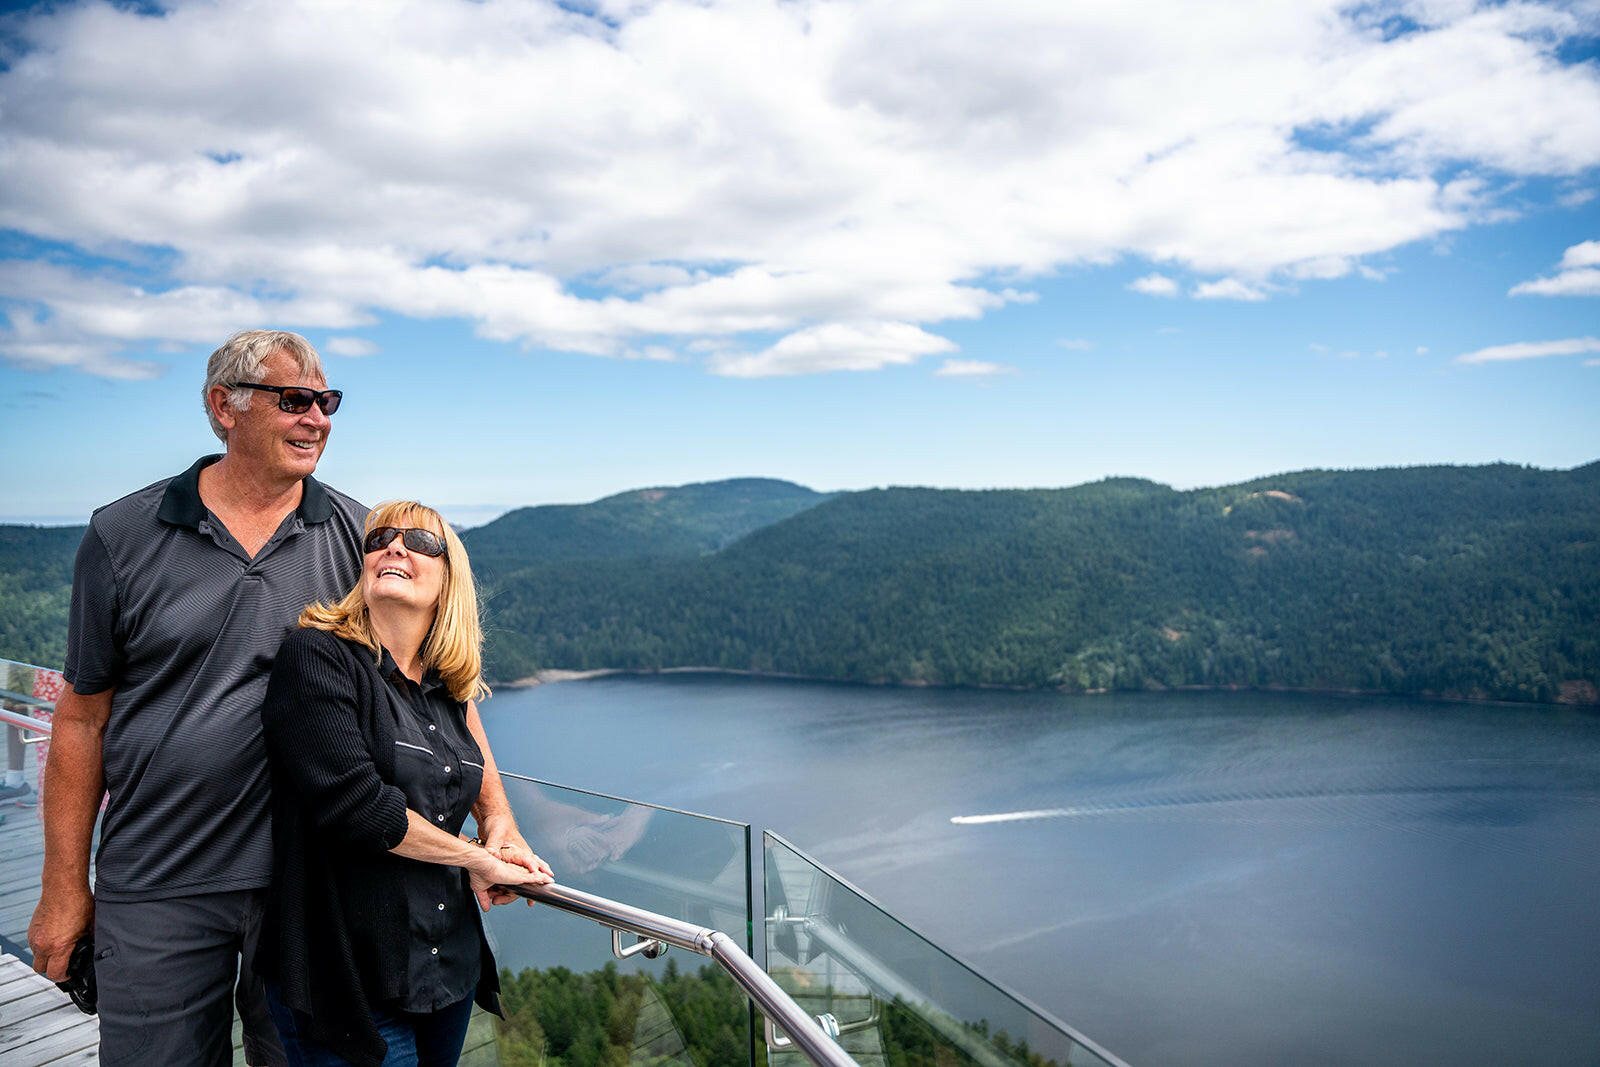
[0,952,98,1065]
[0,752,46,958]
[0,747,98,1065]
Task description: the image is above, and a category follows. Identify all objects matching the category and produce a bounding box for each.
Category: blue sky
[1,0,1597,527]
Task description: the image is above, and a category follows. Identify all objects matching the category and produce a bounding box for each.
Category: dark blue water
[479,677,1600,1067]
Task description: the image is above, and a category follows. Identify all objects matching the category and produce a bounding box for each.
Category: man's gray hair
[203,330,325,443]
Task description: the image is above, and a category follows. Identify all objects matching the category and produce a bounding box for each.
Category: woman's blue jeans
[264,981,477,1067]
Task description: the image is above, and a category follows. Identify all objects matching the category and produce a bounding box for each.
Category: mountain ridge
[1,464,1595,706]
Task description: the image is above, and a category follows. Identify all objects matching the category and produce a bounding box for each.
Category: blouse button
[437,902,446,911]
[428,724,436,731]
[430,947,439,956]
[443,765,452,774]
[435,813,445,822]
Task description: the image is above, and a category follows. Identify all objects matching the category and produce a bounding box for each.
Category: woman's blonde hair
[299,500,491,703]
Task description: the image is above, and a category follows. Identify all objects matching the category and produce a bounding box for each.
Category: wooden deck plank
[3,1015,100,1066]
[0,758,48,954]
[0,1000,86,1056]
[1,984,70,1027]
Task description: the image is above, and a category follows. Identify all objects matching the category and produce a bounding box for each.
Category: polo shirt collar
[157,454,334,528]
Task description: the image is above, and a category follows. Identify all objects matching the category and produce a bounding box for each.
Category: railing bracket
[766,1011,841,1051]
[612,928,668,960]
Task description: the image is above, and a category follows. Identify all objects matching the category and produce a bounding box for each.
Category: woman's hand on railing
[474,817,551,906]
[468,842,553,911]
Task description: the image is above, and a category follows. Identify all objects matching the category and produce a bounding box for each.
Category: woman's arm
[391,810,552,910]
[262,630,409,852]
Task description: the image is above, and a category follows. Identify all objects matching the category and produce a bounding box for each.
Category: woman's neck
[369,606,433,683]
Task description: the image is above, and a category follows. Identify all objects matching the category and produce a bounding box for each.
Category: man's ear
[208,385,238,435]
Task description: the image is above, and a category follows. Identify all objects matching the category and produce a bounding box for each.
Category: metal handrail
[513,880,859,1067]
[0,706,53,737]
[2,656,59,740]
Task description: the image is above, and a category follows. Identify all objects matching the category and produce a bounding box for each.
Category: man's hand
[28,883,93,981]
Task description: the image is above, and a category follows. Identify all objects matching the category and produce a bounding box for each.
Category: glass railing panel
[763,832,1126,1067]
[476,774,754,1067]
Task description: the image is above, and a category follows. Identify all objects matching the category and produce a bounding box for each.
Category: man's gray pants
[94,888,288,1067]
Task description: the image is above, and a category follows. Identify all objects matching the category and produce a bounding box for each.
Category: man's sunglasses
[364,526,447,557]
[232,382,343,415]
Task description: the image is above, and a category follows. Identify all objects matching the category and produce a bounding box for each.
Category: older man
[28,330,367,1067]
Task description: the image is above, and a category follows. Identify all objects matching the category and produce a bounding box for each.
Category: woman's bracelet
[471,837,513,853]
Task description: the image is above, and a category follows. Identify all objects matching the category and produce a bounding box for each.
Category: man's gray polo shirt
[65,454,366,902]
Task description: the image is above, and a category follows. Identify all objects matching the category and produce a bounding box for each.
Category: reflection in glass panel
[764,833,1127,1067]
[475,774,754,1067]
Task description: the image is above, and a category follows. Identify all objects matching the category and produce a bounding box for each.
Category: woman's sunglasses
[363,526,446,557]
[231,382,343,415]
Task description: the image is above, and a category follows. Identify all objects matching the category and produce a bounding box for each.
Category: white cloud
[1561,242,1600,270]
[1289,256,1353,280]
[324,336,379,357]
[707,321,956,377]
[1055,338,1093,350]
[1128,274,1179,297]
[1194,278,1268,301]
[1,0,1597,377]
[1509,240,1600,296]
[935,359,1016,377]
[623,345,682,362]
[1416,346,1429,354]
[1455,337,1600,364]
[596,263,704,293]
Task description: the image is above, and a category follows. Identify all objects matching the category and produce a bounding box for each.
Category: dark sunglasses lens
[276,388,315,414]
[363,527,401,553]
[276,388,340,415]
[402,529,445,556]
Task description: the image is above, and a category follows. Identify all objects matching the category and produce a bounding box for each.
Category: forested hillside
[462,478,829,577]
[2,464,1596,705]
[479,463,1600,704]
[0,524,84,669]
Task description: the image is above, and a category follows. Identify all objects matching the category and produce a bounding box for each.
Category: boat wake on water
[949,758,1600,865]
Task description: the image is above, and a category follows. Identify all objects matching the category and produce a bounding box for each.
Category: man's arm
[27,686,111,981]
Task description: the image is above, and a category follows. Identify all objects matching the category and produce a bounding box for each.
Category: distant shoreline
[500,666,1600,707]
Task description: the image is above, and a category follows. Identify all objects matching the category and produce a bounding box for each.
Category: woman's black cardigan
[258,626,501,1067]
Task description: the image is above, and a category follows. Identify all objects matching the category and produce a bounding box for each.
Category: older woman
[258,501,552,1067]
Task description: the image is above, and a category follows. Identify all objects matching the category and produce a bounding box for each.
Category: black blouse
[259,627,501,1067]
[378,648,485,1012]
